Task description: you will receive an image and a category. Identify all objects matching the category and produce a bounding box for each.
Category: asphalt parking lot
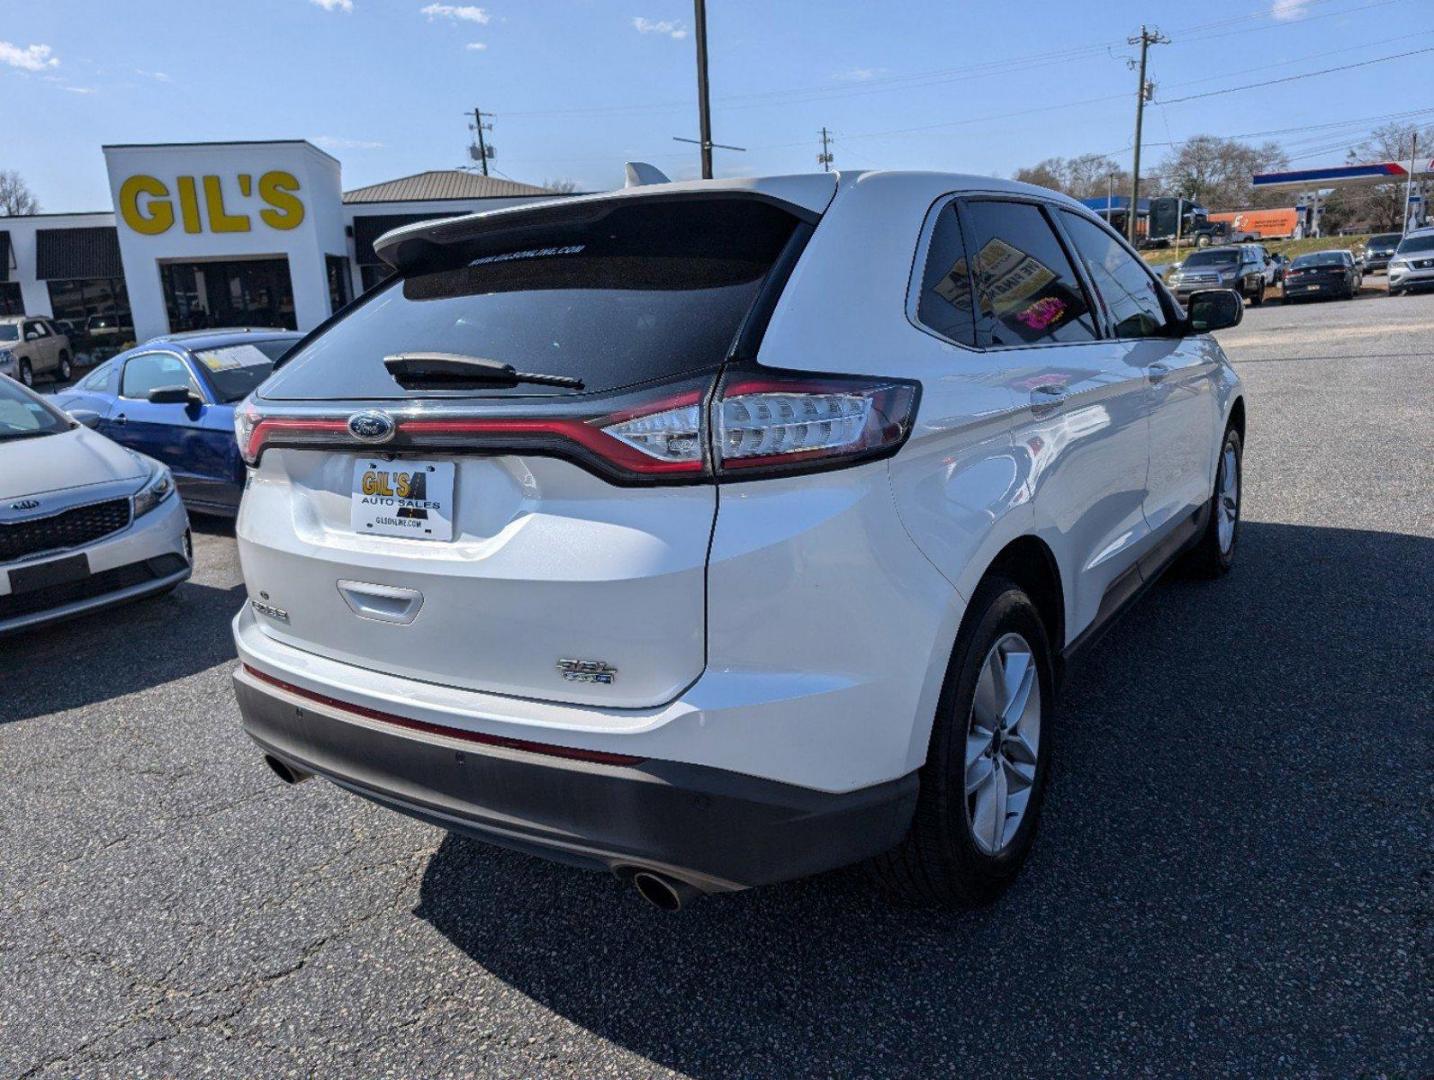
[4,288,1430,1078]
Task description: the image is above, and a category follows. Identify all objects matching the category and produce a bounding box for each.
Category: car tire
[871,574,1055,907]
[57,351,72,381]
[19,359,33,387]
[1251,280,1266,306]
[1186,426,1242,578]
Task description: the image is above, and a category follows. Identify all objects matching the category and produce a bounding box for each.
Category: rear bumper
[234,665,917,891]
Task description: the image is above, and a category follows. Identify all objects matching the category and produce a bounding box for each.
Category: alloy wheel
[1217,442,1239,555]
[964,632,1042,856]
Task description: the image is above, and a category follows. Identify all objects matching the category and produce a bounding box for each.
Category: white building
[0,140,558,349]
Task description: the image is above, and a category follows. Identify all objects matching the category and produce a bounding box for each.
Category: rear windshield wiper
[383,352,584,391]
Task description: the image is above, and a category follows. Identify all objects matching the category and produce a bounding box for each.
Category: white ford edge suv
[231,172,1245,909]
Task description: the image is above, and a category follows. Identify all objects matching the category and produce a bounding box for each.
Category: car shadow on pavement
[0,577,245,725]
[413,520,1431,1075]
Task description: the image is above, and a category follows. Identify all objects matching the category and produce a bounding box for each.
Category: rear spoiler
[373,176,836,275]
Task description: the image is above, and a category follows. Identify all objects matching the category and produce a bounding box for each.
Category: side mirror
[68,409,102,430]
[1185,289,1243,333]
[147,384,201,406]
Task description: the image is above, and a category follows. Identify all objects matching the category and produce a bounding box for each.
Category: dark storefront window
[0,282,22,316]
[326,254,352,315]
[359,263,393,293]
[160,258,297,332]
[45,277,134,358]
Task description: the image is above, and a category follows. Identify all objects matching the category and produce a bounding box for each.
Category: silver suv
[0,317,74,387]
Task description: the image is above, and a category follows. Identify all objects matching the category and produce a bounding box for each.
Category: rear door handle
[1029,385,1067,415]
[113,413,127,425]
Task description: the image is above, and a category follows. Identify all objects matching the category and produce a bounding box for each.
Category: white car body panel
[233,168,1245,803]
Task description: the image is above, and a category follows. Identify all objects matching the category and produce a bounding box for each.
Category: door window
[121,353,197,399]
[912,201,977,347]
[962,201,1098,348]
[1057,211,1171,339]
[25,320,49,340]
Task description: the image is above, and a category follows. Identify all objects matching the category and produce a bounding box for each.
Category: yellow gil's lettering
[118,174,173,235]
[258,170,304,230]
[176,175,202,234]
[395,473,411,499]
[202,175,250,233]
[362,471,394,497]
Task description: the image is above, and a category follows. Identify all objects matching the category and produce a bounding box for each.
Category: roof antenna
[624,162,671,188]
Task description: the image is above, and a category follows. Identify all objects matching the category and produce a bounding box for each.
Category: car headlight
[134,461,176,518]
[1389,258,1408,270]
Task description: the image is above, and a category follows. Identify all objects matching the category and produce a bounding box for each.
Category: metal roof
[342,170,555,204]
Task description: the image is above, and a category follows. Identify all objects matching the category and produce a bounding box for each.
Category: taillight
[709,371,918,477]
[240,368,918,484]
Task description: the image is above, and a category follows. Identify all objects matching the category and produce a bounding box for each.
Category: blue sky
[2,0,1431,210]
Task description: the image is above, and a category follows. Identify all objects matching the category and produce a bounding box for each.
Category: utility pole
[693,0,714,179]
[470,107,493,176]
[818,127,834,172]
[1404,131,1418,234]
[1126,25,1169,246]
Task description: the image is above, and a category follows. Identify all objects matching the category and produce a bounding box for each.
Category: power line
[1160,45,1434,105]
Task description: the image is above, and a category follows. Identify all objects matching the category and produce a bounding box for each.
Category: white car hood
[0,425,147,502]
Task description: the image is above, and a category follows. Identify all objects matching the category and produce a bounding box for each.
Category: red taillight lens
[239,369,918,484]
[711,370,919,477]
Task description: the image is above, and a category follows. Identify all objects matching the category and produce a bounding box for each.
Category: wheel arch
[981,535,1066,661]
[1227,394,1245,441]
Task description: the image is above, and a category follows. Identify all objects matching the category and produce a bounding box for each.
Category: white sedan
[0,377,191,635]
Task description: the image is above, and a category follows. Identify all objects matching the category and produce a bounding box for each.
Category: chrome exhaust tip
[263,754,313,785]
[631,870,701,912]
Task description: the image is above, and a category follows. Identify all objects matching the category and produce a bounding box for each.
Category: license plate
[351,460,455,541]
[9,552,90,594]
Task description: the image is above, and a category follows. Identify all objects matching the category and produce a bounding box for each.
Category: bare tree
[1338,122,1434,230]
[541,177,581,194]
[1154,136,1288,210]
[1012,155,1126,199]
[0,170,40,216]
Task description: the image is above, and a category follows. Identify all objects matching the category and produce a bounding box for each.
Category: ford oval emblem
[347,411,396,444]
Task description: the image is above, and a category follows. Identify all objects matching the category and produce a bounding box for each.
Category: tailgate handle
[336,580,424,625]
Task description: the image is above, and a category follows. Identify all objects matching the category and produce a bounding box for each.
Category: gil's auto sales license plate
[351,460,455,541]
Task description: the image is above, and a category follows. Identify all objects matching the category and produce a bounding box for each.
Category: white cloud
[313,135,385,150]
[421,3,489,23]
[465,41,487,50]
[62,85,96,94]
[835,66,885,82]
[1271,0,1312,19]
[632,16,687,39]
[0,41,60,72]
[310,0,355,12]
[136,68,171,82]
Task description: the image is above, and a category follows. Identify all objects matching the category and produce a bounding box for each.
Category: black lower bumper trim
[234,672,918,891]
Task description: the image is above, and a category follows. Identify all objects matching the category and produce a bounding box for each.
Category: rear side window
[913,202,977,347]
[1058,211,1170,339]
[962,201,1097,348]
[263,198,803,401]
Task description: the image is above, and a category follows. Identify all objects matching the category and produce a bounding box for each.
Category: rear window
[1292,252,1348,268]
[262,198,803,401]
[193,340,295,402]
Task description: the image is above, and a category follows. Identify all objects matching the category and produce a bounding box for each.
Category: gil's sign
[117,171,305,235]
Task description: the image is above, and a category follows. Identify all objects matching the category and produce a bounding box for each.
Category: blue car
[52,328,303,515]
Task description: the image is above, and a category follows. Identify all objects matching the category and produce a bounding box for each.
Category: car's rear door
[238,193,820,708]
[1055,209,1219,544]
[960,197,1154,638]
